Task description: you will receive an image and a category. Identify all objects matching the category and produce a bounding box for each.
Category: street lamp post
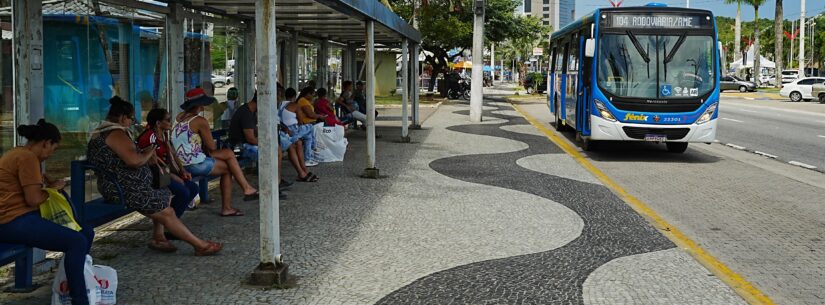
[469,0,485,122]
[798,0,806,76]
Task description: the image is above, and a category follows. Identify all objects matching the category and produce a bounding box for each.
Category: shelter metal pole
[349,43,359,81]
[320,40,329,89]
[469,2,485,122]
[167,3,185,117]
[363,20,379,178]
[249,0,288,286]
[411,43,421,129]
[401,39,410,142]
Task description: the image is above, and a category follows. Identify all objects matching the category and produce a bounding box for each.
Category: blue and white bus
[547,4,720,153]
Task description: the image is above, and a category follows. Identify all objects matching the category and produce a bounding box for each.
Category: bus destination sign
[609,14,705,29]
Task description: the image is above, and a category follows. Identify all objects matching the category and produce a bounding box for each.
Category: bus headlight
[695,103,718,125]
[594,100,616,122]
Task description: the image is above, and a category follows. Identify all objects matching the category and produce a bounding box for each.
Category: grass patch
[758,88,780,93]
[514,86,525,91]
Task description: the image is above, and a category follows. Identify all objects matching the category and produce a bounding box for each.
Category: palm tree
[746,0,767,86]
[773,0,783,87]
[725,0,743,64]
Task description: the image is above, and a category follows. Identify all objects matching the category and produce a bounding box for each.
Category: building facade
[523,0,575,30]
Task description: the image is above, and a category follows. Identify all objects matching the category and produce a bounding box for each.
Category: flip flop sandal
[297,174,314,182]
[220,209,244,217]
[308,173,319,182]
[243,192,259,201]
[148,240,178,253]
[194,241,223,256]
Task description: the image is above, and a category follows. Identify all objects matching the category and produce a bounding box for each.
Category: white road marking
[738,109,758,113]
[754,151,778,159]
[789,161,818,170]
[721,117,744,123]
[725,143,746,150]
[818,135,825,139]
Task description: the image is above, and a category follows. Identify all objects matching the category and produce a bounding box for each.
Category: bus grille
[622,127,690,140]
[611,101,702,113]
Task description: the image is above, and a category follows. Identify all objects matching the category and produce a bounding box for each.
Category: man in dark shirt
[229,94,258,161]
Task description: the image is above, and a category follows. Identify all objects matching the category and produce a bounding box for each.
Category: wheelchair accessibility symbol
[661,84,672,97]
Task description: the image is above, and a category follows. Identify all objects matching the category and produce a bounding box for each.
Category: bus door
[565,34,580,129]
[554,44,566,116]
[548,47,556,112]
[578,31,593,135]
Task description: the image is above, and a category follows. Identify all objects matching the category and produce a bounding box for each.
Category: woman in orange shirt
[0,120,94,305]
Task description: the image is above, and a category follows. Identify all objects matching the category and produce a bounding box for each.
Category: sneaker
[306,160,319,167]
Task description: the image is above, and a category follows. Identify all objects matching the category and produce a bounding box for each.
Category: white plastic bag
[313,123,348,162]
[93,265,118,305]
[52,255,100,305]
[51,255,117,305]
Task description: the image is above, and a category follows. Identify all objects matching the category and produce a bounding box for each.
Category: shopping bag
[51,255,100,305]
[40,188,82,232]
[94,264,118,305]
[313,123,348,162]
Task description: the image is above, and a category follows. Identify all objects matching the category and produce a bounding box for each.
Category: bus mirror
[584,38,595,58]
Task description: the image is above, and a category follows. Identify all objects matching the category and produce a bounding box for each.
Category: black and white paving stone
[376,103,741,305]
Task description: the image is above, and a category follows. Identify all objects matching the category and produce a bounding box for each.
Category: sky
[575,0,825,20]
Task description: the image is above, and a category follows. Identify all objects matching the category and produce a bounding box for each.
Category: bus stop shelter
[7,0,421,285]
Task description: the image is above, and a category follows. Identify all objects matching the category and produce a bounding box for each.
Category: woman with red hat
[171,88,258,217]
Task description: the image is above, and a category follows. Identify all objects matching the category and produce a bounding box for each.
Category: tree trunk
[735,2,742,61]
[774,0,783,87]
[753,6,761,87]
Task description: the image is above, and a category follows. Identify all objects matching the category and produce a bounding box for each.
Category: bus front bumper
[588,115,717,143]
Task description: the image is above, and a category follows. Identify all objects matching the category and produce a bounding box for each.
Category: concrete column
[400,39,410,142]
[348,43,359,81]
[249,0,288,287]
[469,3,485,122]
[289,34,299,89]
[410,43,421,129]
[363,20,379,178]
[167,3,185,117]
[341,46,351,83]
[319,40,329,89]
[12,0,44,140]
[242,23,256,100]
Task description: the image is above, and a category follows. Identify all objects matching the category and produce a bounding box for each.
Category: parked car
[781,69,800,84]
[721,75,757,92]
[211,74,232,88]
[779,77,825,102]
[812,82,825,103]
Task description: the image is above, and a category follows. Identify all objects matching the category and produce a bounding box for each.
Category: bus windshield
[598,33,715,99]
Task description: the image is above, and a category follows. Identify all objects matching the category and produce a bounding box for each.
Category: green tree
[390,0,548,93]
[724,0,743,65]
[745,0,767,84]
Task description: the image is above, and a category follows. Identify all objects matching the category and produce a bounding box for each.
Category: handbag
[151,163,171,189]
[39,189,82,231]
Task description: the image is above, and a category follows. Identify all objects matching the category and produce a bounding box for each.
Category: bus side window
[568,35,579,74]
[550,47,557,72]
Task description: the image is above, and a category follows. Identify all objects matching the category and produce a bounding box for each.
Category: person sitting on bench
[137,108,199,219]
[0,120,94,305]
[88,96,221,255]
[228,92,259,162]
[172,88,259,217]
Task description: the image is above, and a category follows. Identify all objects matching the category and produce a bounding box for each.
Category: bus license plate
[644,134,667,142]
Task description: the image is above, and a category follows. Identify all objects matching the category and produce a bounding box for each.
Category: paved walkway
[2,101,744,304]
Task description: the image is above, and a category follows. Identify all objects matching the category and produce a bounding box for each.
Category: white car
[779,77,825,102]
[781,70,800,84]
[211,74,232,88]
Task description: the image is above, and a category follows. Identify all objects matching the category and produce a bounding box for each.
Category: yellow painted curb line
[509,102,774,305]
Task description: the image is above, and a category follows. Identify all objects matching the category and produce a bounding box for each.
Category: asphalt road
[717,97,825,170]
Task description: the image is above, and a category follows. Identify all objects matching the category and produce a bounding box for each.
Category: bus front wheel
[666,142,688,153]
